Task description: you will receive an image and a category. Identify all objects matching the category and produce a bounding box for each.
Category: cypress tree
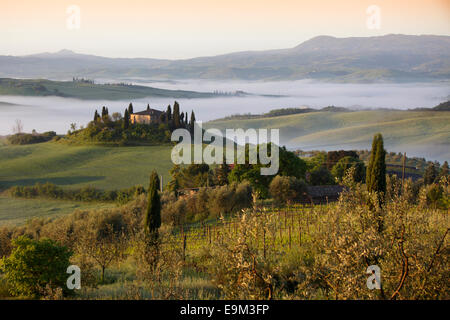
[159,112,166,123]
[94,110,100,122]
[101,106,106,118]
[166,105,172,121]
[144,170,161,236]
[189,110,196,134]
[440,161,449,178]
[123,109,130,130]
[366,133,386,195]
[128,103,134,115]
[147,104,150,111]
[424,162,438,185]
[173,101,181,128]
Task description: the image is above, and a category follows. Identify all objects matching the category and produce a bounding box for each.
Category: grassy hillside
[206,110,450,161]
[0,78,219,100]
[0,142,174,191]
[0,195,114,226]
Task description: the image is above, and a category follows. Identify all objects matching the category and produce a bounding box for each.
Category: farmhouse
[130,108,163,124]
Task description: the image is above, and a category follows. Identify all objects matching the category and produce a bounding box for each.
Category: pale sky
[1,0,449,59]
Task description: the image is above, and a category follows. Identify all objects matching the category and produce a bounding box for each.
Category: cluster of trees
[162,182,253,225]
[8,182,145,204]
[166,145,308,200]
[7,131,56,145]
[161,101,196,133]
[66,101,196,145]
[303,150,366,186]
[423,161,449,185]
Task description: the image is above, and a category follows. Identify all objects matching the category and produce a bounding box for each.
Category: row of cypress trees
[94,101,197,132]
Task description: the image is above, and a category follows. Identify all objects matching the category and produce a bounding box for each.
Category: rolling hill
[0,78,221,100]
[0,143,174,191]
[1,35,449,82]
[206,110,450,162]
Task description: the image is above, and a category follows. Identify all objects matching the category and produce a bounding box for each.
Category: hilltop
[0,78,221,100]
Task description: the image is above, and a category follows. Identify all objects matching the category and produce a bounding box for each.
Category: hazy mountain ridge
[1,35,449,82]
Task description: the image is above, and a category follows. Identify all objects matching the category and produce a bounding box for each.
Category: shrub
[269,175,307,205]
[0,236,72,298]
[7,132,56,145]
[331,156,366,183]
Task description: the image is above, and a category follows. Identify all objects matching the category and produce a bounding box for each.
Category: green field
[0,78,218,100]
[0,195,114,226]
[206,110,450,161]
[0,142,174,191]
[0,142,176,225]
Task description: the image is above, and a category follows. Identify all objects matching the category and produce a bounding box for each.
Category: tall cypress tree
[173,101,181,128]
[189,110,196,134]
[123,109,130,130]
[366,133,386,195]
[166,105,172,121]
[440,161,449,179]
[128,103,134,115]
[145,170,161,237]
[424,162,438,185]
[94,110,100,122]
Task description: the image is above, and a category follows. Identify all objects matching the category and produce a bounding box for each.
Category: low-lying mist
[0,80,448,161]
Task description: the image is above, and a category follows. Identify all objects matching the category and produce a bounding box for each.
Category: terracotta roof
[132,108,163,116]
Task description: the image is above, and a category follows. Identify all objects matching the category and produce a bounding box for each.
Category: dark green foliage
[0,236,72,298]
[440,161,449,178]
[166,105,172,121]
[424,162,438,185]
[228,145,307,198]
[169,164,212,189]
[331,156,366,182]
[189,110,196,133]
[8,182,145,204]
[145,171,161,235]
[432,100,450,111]
[161,181,253,225]
[94,110,100,122]
[326,150,359,170]
[309,166,334,185]
[269,175,307,205]
[7,131,56,145]
[173,101,181,128]
[123,109,130,130]
[214,162,231,186]
[366,133,386,195]
[128,103,134,115]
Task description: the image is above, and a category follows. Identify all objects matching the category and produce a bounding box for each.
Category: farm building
[304,185,345,204]
[130,108,163,124]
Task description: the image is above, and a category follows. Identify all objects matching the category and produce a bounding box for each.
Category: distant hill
[205,109,450,162]
[1,34,449,82]
[0,78,220,100]
[214,106,350,121]
[433,100,450,111]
